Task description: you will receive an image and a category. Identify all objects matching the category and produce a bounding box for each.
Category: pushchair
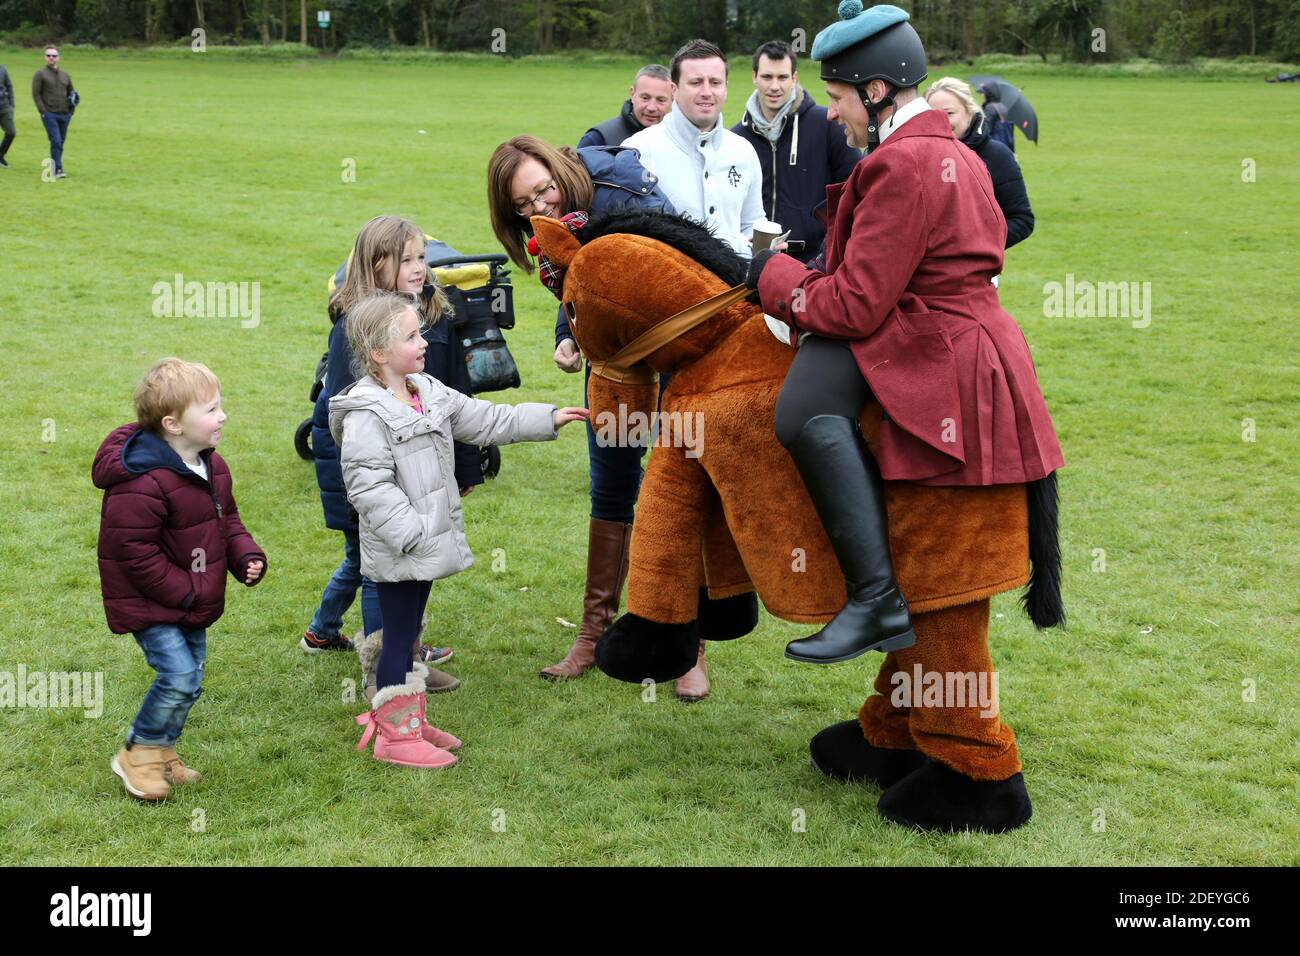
[293,236,521,481]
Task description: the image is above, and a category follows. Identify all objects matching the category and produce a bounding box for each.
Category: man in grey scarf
[733,40,862,263]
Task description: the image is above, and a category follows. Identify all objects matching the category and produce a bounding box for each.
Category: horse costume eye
[564,301,577,328]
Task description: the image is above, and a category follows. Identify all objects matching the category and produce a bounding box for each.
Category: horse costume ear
[531,215,582,267]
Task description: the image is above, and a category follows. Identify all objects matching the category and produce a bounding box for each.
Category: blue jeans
[309,528,381,639]
[584,363,649,522]
[128,624,207,747]
[40,111,70,172]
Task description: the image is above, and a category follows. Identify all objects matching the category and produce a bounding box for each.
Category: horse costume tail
[1022,472,1065,629]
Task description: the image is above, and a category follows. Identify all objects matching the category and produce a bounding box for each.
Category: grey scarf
[745,86,801,144]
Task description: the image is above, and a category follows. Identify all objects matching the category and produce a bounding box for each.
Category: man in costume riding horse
[747,1,1064,830]
[529,2,1065,834]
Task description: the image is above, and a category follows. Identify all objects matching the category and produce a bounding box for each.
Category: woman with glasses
[486,136,673,682]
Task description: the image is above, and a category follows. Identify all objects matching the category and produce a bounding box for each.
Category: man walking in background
[0,61,15,168]
[579,64,673,148]
[33,45,75,179]
[733,40,862,263]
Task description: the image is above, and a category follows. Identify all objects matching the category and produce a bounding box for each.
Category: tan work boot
[111,745,171,801]
[541,518,632,680]
[675,640,709,702]
[160,746,203,785]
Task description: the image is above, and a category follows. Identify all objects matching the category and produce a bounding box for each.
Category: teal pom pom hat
[812,2,927,89]
[811,3,928,151]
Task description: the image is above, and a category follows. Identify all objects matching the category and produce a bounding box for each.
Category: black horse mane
[575,207,748,287]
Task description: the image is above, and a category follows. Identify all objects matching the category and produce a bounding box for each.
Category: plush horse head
[532,209,757,428]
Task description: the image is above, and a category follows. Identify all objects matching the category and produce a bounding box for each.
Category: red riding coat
[759,108,1063,486]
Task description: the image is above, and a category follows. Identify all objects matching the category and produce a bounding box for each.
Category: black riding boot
[783,415,916,663]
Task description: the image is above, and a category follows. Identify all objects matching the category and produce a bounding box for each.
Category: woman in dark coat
[486,137,674,683]
[927,77,1034,248]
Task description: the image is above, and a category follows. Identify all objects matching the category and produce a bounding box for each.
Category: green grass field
[0,47,1296,866]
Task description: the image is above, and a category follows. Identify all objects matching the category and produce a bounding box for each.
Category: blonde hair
[345,292,422,383]
[926,76,982,123]
[487,136,594,272]
[134,358,221,433]
[330,215,450,324]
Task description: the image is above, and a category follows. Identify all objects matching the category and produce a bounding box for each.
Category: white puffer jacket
[329,373,557,582]
[623,105,765,258]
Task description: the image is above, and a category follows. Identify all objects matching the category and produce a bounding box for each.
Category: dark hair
[487,136,595,272]
[752,40,796,75]
[671,39,728,85]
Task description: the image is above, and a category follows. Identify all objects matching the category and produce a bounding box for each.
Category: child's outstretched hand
[245,559,265,585]
[554,407,590,429]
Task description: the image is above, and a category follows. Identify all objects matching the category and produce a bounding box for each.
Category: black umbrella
[968,75,1038,144]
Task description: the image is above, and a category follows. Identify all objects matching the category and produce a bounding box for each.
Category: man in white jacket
[622,40,763,704]
[624,39,765,261]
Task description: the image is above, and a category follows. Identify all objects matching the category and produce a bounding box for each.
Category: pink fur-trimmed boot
[411,662,461,750]
[355,667,457,769]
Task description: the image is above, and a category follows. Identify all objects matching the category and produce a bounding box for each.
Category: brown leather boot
[674,640,709,702]
[160,746,203,785]
[541,518,632,680]
[111,745,171,801]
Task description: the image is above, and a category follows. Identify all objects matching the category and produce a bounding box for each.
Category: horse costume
[531,208,1063,833]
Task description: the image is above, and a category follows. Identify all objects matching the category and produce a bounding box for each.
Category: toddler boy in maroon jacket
[93,358,266,801]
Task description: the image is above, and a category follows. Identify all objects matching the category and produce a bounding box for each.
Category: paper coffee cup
[751,220,783,253]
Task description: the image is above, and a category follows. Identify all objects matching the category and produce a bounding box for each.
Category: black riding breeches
[774,335,873,449]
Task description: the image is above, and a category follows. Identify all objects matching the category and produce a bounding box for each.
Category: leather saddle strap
[588,284,750,383]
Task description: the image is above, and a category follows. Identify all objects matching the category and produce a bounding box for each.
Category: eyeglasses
[513,180,558,216]
[45,53,59,58]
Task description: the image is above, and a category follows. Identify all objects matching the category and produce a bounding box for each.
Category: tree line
[4,0,1298,63]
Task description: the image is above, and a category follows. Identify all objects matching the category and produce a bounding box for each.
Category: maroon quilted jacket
[93,422,267,634]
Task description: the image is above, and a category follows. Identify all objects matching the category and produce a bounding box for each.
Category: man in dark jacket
[981,90,1015,153]
[32,45,74,178]
[0,63,15,168]
[732,40,861,263]
[578,64,672,148]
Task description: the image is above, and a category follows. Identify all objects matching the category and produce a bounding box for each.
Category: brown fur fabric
[858,600,1021,781]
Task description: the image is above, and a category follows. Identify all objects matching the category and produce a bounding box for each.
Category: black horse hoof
[877,761,1033,834]
[809,719,930,788]
[697,587,759,641]
[594,613,700,683]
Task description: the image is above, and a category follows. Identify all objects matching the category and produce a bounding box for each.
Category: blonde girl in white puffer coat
[330,291,588,768]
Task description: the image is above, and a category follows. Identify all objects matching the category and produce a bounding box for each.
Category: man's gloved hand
[745,248,776,303]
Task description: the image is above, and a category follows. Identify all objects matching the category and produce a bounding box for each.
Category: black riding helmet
[820,20,926,88]
[812,2,929,150]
